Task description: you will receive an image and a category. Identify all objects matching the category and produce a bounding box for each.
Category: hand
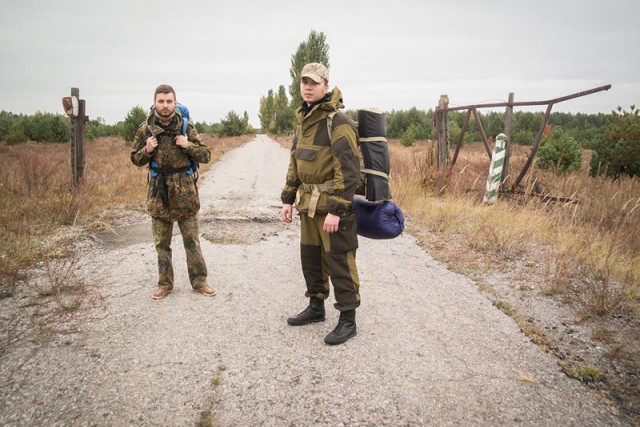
[175,135,189,148]
[145,135,158,153]
[323,213,340,233]
[281,204,293,223]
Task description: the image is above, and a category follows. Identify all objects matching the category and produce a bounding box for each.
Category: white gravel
[0,135,625,426]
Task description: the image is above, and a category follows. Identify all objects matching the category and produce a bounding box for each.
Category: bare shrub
[44,256,89,312]
[14,148,66,194]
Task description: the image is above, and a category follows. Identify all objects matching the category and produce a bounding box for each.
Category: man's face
[154,92,176,117]
[300,77,328,104]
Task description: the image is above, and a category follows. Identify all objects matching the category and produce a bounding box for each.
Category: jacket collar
[146,109,182,136]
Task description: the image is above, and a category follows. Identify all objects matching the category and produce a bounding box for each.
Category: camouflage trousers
[152,214,207,290]
[299,212,360,311]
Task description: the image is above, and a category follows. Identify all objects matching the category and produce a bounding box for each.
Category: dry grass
[0,134,250,294]
[388,139,639,316]
[385,137,640,422]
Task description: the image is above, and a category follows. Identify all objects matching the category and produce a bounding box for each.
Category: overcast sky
[1,0,638,127]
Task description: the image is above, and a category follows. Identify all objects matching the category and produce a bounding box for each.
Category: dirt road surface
[0,135,625,426]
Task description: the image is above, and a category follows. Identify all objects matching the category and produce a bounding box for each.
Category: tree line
[0,106,255,146]
[1,27,637,180]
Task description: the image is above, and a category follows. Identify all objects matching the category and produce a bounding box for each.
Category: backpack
[327,109,404,239]
[147,103,199,176]
[327,109,392,202]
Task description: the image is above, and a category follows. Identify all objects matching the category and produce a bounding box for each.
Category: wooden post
[436,94,450,169]
[65,88,88,186]
[502,92,514,190]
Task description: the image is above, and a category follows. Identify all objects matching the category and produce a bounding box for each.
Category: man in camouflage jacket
[131,84,215,300]
[281,63,361,345]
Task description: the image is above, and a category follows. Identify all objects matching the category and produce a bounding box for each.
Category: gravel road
[0,135,626,426]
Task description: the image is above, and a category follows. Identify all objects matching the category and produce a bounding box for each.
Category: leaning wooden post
[436,94,450,170]
[62,87,88,186]
[501,92,514,191]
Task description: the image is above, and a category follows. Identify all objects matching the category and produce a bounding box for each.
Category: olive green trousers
[299,212,360,311]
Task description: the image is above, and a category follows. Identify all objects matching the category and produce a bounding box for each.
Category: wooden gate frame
[434,84,611,191]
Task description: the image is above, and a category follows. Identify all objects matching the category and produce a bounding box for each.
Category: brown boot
[196,284,216,297]
[152,287,172,300]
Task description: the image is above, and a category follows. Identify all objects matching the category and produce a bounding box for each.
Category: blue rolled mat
[353,197,405,239]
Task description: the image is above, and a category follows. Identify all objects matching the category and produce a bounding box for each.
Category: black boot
[324,309,357,345]
[287,297,325,326]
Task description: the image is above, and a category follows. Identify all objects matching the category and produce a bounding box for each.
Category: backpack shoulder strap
[326,111,338,141]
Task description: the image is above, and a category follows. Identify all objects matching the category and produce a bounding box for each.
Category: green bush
[536,130,582,173]
[219,111,248,137]
[122,106,146,143]
[589,106,640,178]
[401,126,417,147]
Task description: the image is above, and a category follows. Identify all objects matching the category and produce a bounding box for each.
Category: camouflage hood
[296,87,346,123]
[145,109,185,137]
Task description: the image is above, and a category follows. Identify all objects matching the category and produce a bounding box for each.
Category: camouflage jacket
[281,87,359,217]
[130,110,211,221]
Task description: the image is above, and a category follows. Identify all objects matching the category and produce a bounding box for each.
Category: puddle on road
[200,215,282,245]
[94,215,284,249]
[93,223,155,249]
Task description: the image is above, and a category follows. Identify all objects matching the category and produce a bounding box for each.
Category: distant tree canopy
[386,107,434,146]
[0,110,70,145]
[85,117,122,140]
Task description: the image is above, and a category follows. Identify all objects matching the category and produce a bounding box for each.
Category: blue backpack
[148,103,199,176]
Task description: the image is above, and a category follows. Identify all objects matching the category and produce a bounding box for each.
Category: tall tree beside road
[289,30,330,109]
[258,89,275,133]
[258,31,330,135]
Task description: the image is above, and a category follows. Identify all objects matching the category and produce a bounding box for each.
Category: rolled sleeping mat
[353,197,405,239]
[357,109,392,201]
[358,108,387,138]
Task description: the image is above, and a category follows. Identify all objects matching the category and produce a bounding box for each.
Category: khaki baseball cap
[301,63,329,83]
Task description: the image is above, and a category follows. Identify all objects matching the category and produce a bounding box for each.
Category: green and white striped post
[483,133,507,204]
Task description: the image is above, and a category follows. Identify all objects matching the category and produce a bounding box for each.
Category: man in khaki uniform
[281,63,361,345]
[131,84,215,300]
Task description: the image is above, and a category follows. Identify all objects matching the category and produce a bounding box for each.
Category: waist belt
[150,161,193,208]
[297,181,331,218]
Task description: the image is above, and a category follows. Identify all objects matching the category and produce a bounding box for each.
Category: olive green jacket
[130,110,211,221]
[281,87,359,217]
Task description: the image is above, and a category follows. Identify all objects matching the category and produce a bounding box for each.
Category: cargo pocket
[295,147,318,161]
[329,213,358,253]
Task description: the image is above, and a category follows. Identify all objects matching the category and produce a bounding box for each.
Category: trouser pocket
[329,213,358,253]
